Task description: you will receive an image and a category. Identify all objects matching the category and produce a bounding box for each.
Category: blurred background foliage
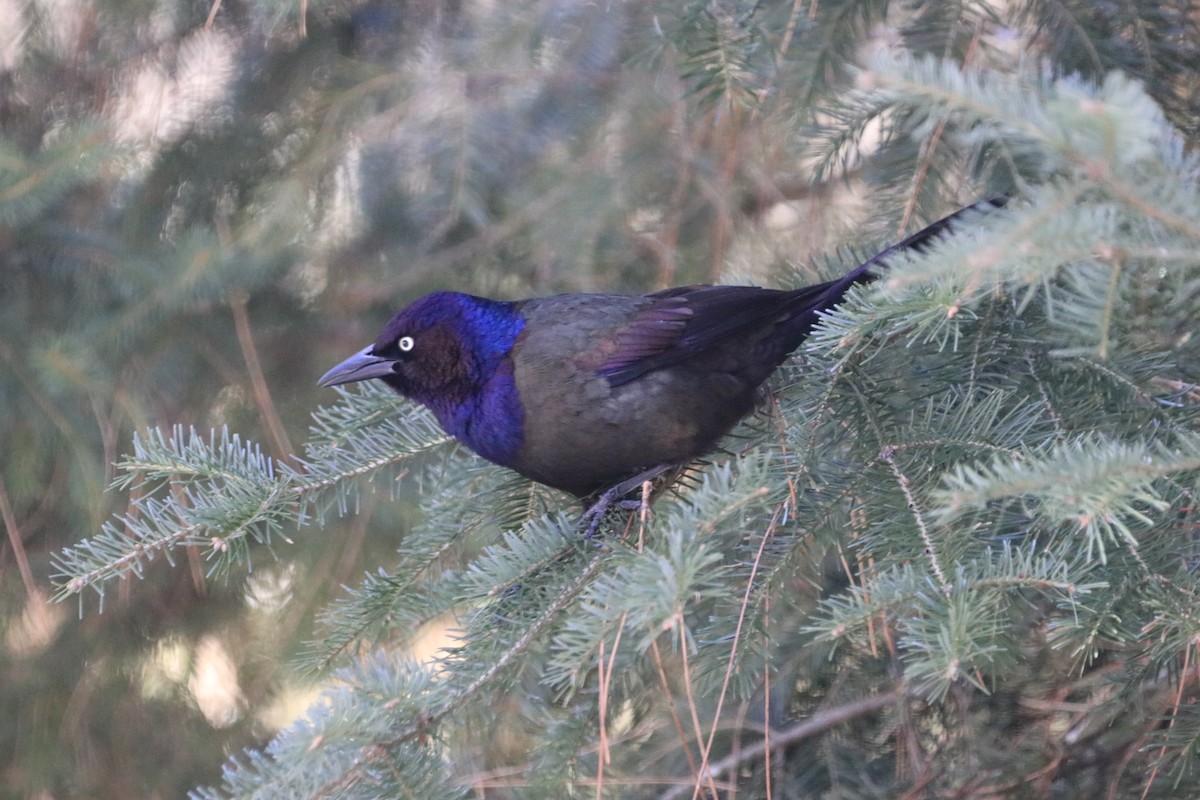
[1,0,1198,797]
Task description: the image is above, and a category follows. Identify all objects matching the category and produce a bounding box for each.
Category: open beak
[318,346,397,387]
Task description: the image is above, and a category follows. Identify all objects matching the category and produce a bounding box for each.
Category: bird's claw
[579,496,647,539]
[580,488,627,539]
[578,464,676,538]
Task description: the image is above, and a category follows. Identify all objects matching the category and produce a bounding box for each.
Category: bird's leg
[579,463,680,538]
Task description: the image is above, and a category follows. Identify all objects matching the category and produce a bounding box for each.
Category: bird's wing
[596,198,1009,388]
[597,283,835,387]
[591,294,694,377]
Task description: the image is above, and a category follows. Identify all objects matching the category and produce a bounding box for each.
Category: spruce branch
[0,121,116,226]
[880,444,949,593]
[810,544,1105,698]
[299,463,564,673]
[659,687,907,800]
[933,432,1200,562]
[51,385,453,604]
[298,544,610,800]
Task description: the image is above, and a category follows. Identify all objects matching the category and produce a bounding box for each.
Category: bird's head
[318,291,524,405]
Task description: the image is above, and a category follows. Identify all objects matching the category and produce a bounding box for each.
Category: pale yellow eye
[397,336,415,352]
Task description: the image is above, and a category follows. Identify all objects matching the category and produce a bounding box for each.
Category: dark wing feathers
[597,281,852,388]
[670,282,838,351]
[597,198,1008,389]
[594,297,693,377]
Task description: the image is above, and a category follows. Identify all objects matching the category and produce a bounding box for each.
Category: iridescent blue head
[319,291,527,465]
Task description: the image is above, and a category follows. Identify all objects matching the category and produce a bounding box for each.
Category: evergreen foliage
[2,0,1198,797]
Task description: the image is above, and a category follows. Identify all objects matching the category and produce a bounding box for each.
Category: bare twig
[0,477,38,601]
[229,292,294,459]
[662,689,906,799]
[680,616,720,800]
[693,503,784,799]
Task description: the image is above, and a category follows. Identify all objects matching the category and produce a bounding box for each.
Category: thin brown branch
[762,594,772,800]
[1139,642,1197,800]
[597,613,627,799]
[650,637,702,789]
[0,477,38,601]
[680,616,720,800]
[899,25,979,236]
[229,291,294,459]
[662,689,906,800]
[694,502,783,798]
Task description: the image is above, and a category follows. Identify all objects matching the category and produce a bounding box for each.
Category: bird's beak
[318,346,397,387]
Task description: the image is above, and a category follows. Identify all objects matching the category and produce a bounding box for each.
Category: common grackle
[319,201,1001,498]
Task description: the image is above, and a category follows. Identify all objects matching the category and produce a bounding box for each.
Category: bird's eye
[397,336,415,352]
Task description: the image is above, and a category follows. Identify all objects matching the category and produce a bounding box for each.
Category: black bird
[319,202,998,499]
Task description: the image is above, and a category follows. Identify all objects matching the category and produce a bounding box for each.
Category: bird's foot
[578,463,679,538]
[579,496,642,539]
